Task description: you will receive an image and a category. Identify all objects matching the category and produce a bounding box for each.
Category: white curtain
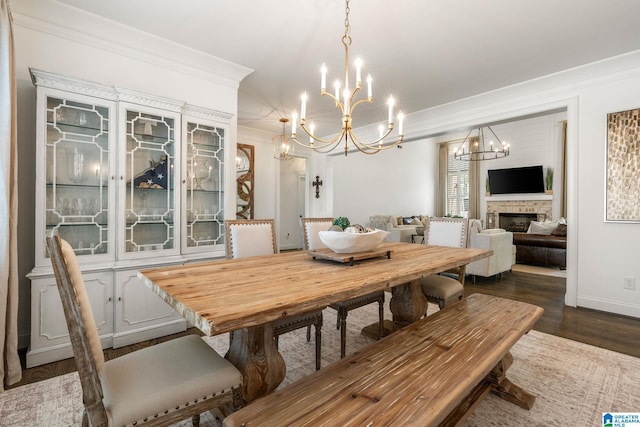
[0,0,22,391]
[436,143,447,217]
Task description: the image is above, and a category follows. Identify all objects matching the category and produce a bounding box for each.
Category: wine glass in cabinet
[182,116,227,256]
[38,92,115,266]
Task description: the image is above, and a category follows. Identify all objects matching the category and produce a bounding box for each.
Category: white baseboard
[577,295,640,319]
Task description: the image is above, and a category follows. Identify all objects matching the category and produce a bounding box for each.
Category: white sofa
[366,215,424,243]
[466,220,515,279]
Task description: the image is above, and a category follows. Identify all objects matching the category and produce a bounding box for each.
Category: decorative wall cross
[312,175,323,199]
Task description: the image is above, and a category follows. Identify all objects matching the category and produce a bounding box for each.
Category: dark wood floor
[10,269,640,390]
[466,270,640,358]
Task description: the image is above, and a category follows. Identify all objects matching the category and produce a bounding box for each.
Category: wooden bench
[223,293,543,427]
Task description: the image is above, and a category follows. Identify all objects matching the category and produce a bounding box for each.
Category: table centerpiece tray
[308,247,392,266]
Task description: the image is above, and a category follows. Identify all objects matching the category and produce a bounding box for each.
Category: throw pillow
[410,218,422,226]
[528,220,559,235]
[551,223,567,236]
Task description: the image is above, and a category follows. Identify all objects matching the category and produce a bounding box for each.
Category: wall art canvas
[606,108,640,222]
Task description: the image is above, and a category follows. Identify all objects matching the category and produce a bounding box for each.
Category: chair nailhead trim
[125,387,238,426]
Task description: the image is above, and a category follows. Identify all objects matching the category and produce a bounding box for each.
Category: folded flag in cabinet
[133,155,168,189]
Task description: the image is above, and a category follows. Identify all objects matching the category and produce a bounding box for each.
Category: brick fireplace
[486,198,552,231]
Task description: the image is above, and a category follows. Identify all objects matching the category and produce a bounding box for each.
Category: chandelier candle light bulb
[300,92,307,121]
[290,0,404,155]
[355,58,362,85]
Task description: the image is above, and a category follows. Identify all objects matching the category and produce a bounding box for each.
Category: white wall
[575,71,640,316]
[330,139,438,226]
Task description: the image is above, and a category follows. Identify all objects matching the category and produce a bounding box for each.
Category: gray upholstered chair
[420,217,469,309]
[46,231,243,427]
[225,219,323,370]
[301,217,385,358]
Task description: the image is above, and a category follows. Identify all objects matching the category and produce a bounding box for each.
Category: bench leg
[440,352,536,426]
[487,352,536,410]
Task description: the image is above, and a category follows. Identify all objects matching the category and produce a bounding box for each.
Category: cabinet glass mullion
[185,121,225,249]
[124,109,176,253]
[44,96,111,258]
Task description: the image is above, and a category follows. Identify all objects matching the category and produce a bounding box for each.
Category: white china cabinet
[27,69,231,367]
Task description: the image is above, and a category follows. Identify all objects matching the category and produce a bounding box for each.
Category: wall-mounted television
[488,165,545,195]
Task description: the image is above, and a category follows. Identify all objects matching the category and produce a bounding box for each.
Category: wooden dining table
[138,241,491,402]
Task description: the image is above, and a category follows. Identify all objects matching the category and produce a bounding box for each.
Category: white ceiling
[53,0,640,134]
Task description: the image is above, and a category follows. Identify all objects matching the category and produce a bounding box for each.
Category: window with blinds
[447,144,469,217]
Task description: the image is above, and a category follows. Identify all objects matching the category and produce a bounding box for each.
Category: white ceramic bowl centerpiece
[319,227,390,254]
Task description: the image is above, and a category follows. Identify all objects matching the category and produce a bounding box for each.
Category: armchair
[466,220,515,280]
[47,231,243,426]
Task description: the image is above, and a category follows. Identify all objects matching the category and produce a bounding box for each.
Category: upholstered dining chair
[420,217,470,309]
[301,217,385,359]
[225,219,323,371]
[46,230,243,427]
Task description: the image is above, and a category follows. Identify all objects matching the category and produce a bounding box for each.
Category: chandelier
[273,118,295,160]
[290,0,404,156]
[453,126,510,161]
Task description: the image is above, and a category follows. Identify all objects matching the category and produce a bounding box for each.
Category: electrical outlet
[623,276,636,290]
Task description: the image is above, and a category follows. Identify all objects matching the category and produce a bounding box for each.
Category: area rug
[1,301,638,426]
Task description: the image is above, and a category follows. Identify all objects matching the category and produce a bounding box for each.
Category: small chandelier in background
[290,0,404,156]
[454,126,510,161]
[273,118,295,160]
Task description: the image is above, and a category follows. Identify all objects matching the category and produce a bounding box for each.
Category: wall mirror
[236,143,254,219]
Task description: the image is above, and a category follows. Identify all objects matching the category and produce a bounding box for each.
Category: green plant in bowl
[332,216,350,231]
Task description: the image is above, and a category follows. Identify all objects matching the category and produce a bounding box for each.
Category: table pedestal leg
[362,279,428,338]
[389,279,428,329]
[225,323,286,403]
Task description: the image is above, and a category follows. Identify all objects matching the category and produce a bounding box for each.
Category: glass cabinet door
[120,105,180,256]
[44,95,112,261]
[183,118,226,253]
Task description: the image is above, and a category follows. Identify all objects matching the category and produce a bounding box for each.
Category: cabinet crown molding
[30,68,119,100]
[30,69,234,118]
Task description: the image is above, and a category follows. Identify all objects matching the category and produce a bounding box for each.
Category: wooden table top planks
[138,242,492,336]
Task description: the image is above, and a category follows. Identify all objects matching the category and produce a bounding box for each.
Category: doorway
[278,157,308,250]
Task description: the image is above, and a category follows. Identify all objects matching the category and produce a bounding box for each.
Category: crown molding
[13,4,253,89]
[183,104,233,124]
[30,68,118,100]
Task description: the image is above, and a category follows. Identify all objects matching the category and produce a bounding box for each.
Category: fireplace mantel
[486,194,553,202]
[486,195,553,226]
